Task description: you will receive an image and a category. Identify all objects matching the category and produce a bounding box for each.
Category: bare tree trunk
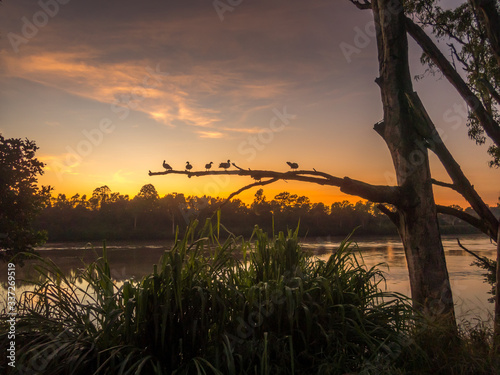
[372,0,455,324]
[495,222,500,352]
[471,0,500,66]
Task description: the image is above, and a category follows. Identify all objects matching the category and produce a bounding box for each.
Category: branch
[457,238,496,272]
[471,0,500,66]
[447,42,470,71]
[149,165,402,205]
[431,178,459,192]
[405,91,499,240]
[349,0,371,10]
[405,16,500,147]
[376,204,400,228]
[221,178,279,207]
[478,78,500,106]
[436,204,492,238]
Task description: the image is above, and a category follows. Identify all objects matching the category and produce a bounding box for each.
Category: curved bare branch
[436,204,493,238]
[221,178,279,206]
[405,16,500,147]
[149,165,401,205]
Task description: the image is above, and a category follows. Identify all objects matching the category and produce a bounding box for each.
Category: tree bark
[405,17,500,148]
[495,222,500,352]
[372,0,455,323]
[404,91,499,241]
[150,167,402,205]
[471,0,500,66]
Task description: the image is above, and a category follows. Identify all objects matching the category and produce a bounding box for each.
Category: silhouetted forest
[35,184,494,242]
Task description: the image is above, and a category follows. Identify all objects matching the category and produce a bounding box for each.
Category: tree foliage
[406,0,500,166]
[34,183,491,242]
[0,135,50,261]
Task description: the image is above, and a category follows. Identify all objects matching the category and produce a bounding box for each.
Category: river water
[1,233,496,324]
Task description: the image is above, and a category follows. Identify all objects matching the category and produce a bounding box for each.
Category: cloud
[40,153,81,177]
[111,169,134,184]
[44,121,60,127]
[1,49,293,132]
[0,0,363,142]
[196,130,225,139]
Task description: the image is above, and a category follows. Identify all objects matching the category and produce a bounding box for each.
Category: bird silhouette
[163,160,172,170]
[286,161,299,170]
[205,162,213,171]
[219,160,231,170]
[185,161,193,171]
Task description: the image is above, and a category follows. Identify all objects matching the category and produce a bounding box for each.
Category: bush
[0,218,424,374]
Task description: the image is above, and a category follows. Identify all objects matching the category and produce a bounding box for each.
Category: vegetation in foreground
[1,219,498,374]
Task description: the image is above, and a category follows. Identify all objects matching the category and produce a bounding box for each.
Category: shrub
[1,218,418,374]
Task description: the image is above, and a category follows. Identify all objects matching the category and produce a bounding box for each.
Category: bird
[205,162,213,171]
[185,161,193,171]
[219,160,231,170]
[162,160,172,170]
[286,161,299,170]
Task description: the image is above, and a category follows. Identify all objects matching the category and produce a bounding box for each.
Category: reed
[0,218,448,374]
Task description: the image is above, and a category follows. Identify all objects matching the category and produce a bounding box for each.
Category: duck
[163,160,172,170]
[286,161,299,170]
[205,162,213,171]
[219,160,231,170]
[185,161,193,171]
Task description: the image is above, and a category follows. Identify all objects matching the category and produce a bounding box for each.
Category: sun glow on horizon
[2,0,498,212]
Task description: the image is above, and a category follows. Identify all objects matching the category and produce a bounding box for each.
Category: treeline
[35,184,489,242]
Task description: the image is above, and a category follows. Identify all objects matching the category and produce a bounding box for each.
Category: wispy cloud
[44,121,60,127]
[111,169,134,184]
[40,153,81,176]
[0,49,293,137]
[196,131,224,139]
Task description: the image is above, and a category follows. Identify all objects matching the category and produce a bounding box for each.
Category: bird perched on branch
[286,161,299,170]
[185,161,193,171]
[163,160,172,170]
[219,160,231,170]
[205,162,213,171]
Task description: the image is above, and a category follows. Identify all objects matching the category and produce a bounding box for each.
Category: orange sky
[0,0,498,208]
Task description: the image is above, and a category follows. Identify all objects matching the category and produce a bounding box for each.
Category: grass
[1,217,498,374]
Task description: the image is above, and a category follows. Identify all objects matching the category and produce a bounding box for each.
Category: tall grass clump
[1,218,418,374]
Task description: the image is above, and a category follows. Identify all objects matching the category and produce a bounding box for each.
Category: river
[0,233,496,324]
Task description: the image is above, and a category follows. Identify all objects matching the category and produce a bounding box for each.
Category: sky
[0,0,498,207]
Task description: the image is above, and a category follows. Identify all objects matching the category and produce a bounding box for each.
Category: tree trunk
[372,0,455,324]
[495,222,500,352]
[471,0,500,66]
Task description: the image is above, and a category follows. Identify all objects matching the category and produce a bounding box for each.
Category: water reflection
[0,234,495,323]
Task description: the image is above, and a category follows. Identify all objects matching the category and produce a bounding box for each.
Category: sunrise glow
[1,0,498,207]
